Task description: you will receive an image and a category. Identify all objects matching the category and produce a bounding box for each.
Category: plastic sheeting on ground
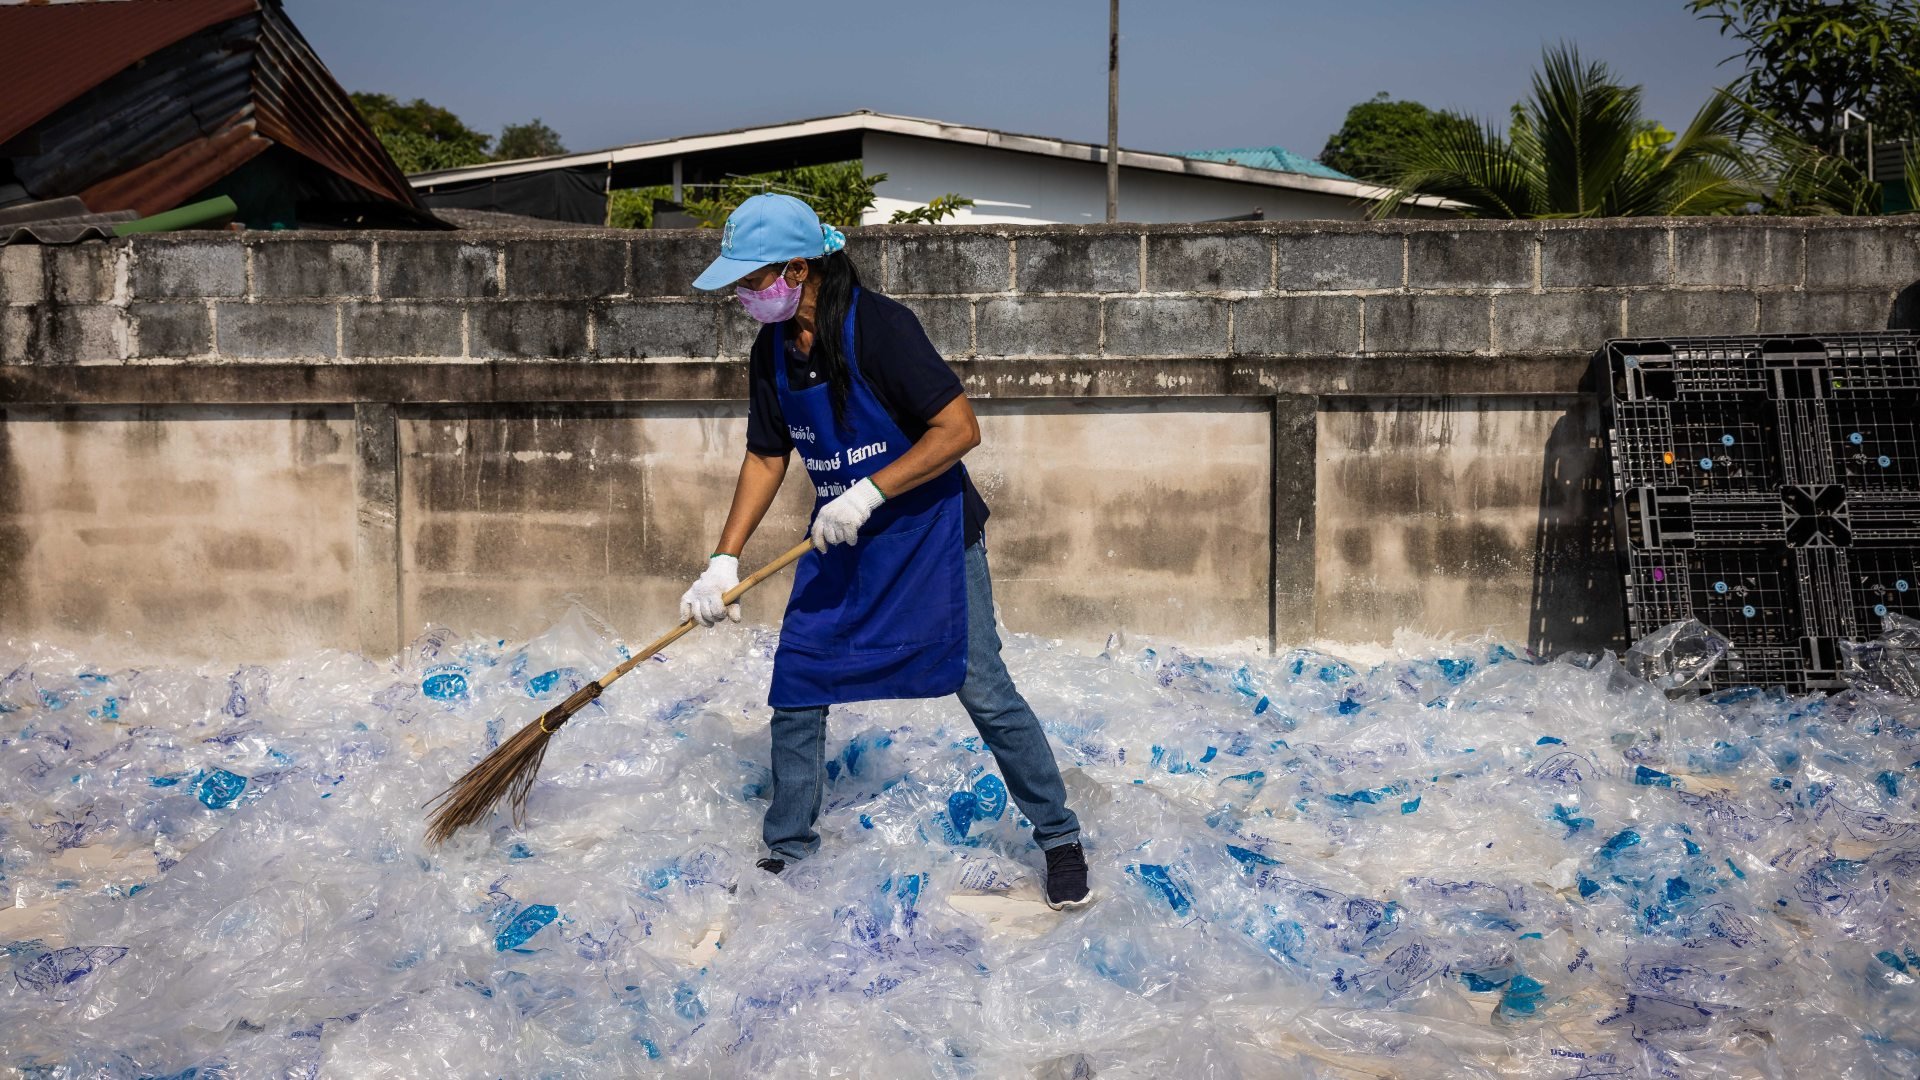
[2,610,1917,1078]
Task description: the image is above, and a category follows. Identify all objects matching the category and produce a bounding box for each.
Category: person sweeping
[679,194,1090,909]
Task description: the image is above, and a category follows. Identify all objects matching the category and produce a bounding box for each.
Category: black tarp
[418,167,606,225]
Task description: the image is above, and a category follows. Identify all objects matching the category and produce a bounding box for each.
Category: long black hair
[800,250,863,427]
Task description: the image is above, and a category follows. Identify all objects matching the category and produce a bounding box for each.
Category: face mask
[735,271,803,323]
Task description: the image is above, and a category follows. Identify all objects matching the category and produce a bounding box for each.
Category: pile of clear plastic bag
[2,609,1917,1078]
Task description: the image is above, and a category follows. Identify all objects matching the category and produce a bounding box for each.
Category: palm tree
[1374,45,1758,219]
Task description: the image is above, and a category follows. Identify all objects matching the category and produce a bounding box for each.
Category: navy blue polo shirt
[746,291,989,547]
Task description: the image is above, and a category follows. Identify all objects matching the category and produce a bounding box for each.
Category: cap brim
[691,253,767,291]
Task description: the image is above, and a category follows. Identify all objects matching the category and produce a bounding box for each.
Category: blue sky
[294,0,1745,161]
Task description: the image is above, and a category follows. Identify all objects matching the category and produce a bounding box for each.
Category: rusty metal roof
[0,0,257,148]
[248,3,424,215]
[0,0,435,226]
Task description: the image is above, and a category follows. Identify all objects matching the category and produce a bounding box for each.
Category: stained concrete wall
[4,218,1918,661]
[1316,396,1616,652]
[394,400,1272,650]
[397,406,817,643]
[0,406,358,657]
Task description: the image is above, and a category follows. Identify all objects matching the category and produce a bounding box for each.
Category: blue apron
[768,288,969,708]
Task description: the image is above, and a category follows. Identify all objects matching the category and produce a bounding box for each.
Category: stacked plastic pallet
[1602,332,1920,691]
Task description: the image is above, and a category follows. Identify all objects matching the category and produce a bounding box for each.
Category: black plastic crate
[1609,396,1783,494]
[1685,546,1804,650]
[1828,395,1920,493]
[1845,548,1920,632]
[1602,333,1920,692]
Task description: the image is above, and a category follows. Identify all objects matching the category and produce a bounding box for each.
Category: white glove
[678,555,741,627]
[811,478,887,552]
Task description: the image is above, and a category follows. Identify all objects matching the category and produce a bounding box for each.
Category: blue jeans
[763,541,1082,861]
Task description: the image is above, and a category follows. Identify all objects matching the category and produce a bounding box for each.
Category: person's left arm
[867,394,978,499]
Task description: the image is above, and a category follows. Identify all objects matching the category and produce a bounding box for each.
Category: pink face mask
[735,271,803,323]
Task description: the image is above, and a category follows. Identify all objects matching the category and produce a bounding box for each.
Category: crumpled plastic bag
[1622,618,1734,692]
[1843,612,1920,698]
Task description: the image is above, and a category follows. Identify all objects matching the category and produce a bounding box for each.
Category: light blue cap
[692,193,845,290]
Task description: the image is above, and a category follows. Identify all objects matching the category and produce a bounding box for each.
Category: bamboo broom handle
[596,537,816,688]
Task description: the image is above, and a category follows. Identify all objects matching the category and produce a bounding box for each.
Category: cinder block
[1016,233,1139,293]
[67,306,128,362]
[0,245,45,304]
[0,305,118,363]
[506,238,628,298]
[0,306,35,362]
[594,301,719,358]
[1804,226,1920,290]
[1102,297,1228,355]
[470,301,589,358]
[214,302,337,358]
[840,233,882,280]
[1407,229,1533,289]
[379,240,501,298]
[1541,226,1668,288]
[344,302,465,357]
[1673,226,1800,287]
[47,244,117,302]
[251,240,373,298]
[886,234,1010,294]
[132,302,213,357]
[1275,231,1402,291]
[1147,234,1268,292]
[975,297,1098,356]
[1492,292,1623,353]
[14,305,127,363]
[896,296,974,357]
[1758,289,1893,334]
[631,234,717,297]
[719,299,764,359]
[1625,291,1759,337]
[1232,296,1362,355]
[131,239,245,298]
[1364,294,1490,353]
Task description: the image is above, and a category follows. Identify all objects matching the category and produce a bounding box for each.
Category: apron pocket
[848,518,962,652]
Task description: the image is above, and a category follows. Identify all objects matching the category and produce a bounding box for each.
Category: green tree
[608,188,664,229]
[1689,0,1920,152]
[1375,45,1756,218]
[349,92,490,174]
[1319,93,1474,181]
[889,194,975,224]
[494,119,568,161]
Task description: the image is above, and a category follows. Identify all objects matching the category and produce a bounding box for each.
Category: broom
[424,537,816,845]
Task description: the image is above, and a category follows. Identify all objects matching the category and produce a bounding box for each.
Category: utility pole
[1107,0,1119,222]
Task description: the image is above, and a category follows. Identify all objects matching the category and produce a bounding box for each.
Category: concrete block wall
[3,218,1918,662]
[5,219,1915,369]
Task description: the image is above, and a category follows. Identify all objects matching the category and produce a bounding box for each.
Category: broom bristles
[423,681,601,845]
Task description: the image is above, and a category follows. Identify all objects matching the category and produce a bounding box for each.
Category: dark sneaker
[1044,843,1091,909]
[756,857,786,875]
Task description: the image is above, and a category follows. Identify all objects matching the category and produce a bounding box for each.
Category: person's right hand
[678,555,742,627]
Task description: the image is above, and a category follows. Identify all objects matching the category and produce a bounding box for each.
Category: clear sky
[292,0,1746,161]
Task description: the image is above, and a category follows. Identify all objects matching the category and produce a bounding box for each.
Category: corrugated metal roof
[0,196,139,245]
[12,14,261,209]
[78,115,269,218]
[248,3,424,214]
[1179,147,1355,182]
[0,0,436,226]
[0,0,257,148]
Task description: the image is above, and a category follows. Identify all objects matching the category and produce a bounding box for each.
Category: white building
[409,111,1447,225]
